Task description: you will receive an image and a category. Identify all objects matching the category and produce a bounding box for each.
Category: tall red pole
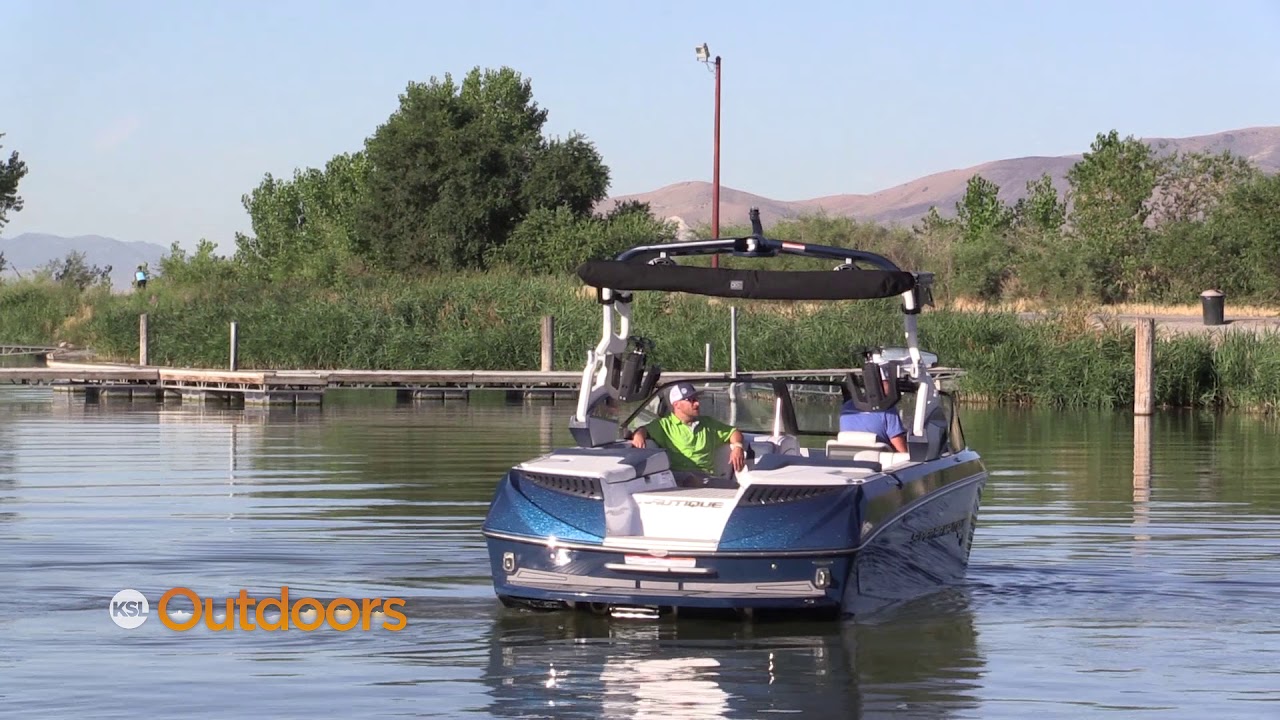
[712,55,721,268]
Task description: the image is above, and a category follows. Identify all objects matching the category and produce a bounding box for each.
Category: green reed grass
[0,279,105,345]
[8,273,1280,413]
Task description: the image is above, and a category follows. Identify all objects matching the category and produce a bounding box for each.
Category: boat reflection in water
[483,589,984,719]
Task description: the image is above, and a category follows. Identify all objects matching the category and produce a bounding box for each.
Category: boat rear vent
[522,472,604,500]
[741,485,844,506]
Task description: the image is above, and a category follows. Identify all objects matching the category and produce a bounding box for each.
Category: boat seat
[750,454,882,474]
[824,431,912,468]
[748,433,801,459]
[833,430,888,447]
[870,451,912,468]
[825,430,888,457]
[824,447,912,468]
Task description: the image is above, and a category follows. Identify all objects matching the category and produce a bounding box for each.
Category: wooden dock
[0,360,965,407]
[0,344,58,356]
[0,362,585,405]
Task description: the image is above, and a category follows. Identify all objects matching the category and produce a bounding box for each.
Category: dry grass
[941,297,1279,318]
[942,297,1047,313]
[57,302,96,336]
[1108,302,1278,318]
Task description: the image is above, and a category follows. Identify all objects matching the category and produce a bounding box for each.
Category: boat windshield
[619,377,932,447]
[621,381,784,437]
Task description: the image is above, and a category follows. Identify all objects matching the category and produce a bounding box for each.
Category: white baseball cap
[668,382,700,404]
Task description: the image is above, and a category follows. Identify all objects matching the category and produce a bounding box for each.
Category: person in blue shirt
[839,369,908,452]
[134,266,148,291]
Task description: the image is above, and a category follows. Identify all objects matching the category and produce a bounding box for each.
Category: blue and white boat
[482,212,987,619]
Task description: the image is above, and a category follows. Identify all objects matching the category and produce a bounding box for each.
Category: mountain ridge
[0,233,168,290]
[604,125,1280,231]
[4,127,1277,276]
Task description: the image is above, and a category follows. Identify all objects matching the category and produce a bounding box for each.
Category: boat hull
[483,458,986,618]
[487,533,849,612]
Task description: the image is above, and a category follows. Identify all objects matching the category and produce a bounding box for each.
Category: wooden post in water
[229,322,239,371]
[138,313,149,366]
[1134,318,1154,416]
[540,316,555,372]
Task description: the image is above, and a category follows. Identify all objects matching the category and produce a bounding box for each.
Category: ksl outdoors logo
[109,587,407,632]
[110,589,150,629]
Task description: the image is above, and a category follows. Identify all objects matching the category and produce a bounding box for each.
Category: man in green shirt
[631,382,746,477]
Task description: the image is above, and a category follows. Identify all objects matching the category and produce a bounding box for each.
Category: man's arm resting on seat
[728,429,746,472]
[631,426,648,449]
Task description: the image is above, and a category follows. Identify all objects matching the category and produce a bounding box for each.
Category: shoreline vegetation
[3,66,1278,413]
[2,270,1278,414]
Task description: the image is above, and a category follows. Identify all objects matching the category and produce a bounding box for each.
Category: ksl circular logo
[110,589,150,629]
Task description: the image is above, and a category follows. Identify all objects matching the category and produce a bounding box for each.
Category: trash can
[1200,289,1225,326]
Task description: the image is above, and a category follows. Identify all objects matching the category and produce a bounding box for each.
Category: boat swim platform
[0,362,965,407]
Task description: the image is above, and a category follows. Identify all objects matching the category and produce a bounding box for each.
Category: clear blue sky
[3,0,1278,250]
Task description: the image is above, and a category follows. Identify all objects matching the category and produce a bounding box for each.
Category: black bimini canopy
[576,260,916,301]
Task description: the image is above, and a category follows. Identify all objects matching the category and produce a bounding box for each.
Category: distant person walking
[134,266,148,291]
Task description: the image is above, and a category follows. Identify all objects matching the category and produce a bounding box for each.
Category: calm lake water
[3,387,1279,718]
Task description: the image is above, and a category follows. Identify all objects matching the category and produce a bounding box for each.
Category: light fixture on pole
[695,42,722,268]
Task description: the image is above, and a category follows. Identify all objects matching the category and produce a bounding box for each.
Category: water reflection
[7,389,1280,717]
[482,590,983,719]
[1132,415,1152,543]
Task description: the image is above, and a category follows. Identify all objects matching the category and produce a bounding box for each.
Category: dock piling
[230,322,239,371]
[139,313,149,366]
[1134,317,1154,416]
[540,316,555,372]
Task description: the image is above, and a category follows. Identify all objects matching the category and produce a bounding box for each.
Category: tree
[1137,153,1261,302]
[357,67,610,272]
[1148,150,1259,226]
[160,239,240,287]
[955,175,1013,242]
[950,175,1014,301]
[235,151,368,281]
[1013,174,1066,233]
[522,133,610,217]
[1066,130,1160,302]
[0,133,27,229]
[1198,174,1280,300]
[602,199,656,222]
[44,251,111,291]
[492,204,676,274]
[1007,174,1089,302]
